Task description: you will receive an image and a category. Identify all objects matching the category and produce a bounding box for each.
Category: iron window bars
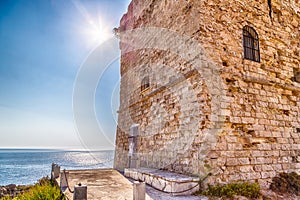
[243,26,260,62]
[141,76,150,91]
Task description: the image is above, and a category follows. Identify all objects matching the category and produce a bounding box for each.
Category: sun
[72,0,112,48]
[89,19,110,44]
[82,18,111,47]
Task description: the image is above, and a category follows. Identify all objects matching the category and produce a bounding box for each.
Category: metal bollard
[73,183,87,200]
[60,171,69,191]
[133,181,145,200]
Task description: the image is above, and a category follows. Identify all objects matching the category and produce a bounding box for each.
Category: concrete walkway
[61,169,207,200]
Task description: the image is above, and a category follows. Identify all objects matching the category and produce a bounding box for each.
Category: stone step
[124,168,199,196]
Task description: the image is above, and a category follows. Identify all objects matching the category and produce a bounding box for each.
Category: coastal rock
[1,187,7,196]
[6,184,16,191]
[0,185,11,198]
[0,184,22,198]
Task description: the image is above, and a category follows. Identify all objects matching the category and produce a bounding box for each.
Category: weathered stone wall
[114,0,300,187]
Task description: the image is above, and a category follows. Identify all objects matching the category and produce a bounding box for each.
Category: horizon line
[0,147,115,152]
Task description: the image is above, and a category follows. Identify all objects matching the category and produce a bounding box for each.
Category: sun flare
[72,0,112,48]
[82,19,111,47]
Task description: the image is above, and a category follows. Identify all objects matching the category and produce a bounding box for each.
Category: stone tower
[114,0,300,187]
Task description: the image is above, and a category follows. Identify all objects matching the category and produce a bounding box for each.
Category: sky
[0,0,130,150]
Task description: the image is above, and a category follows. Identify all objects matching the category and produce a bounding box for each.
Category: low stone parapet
[124,168,199,196]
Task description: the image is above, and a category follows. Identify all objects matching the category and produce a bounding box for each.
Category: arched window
[141,76,150,91]
[243,26,260,62]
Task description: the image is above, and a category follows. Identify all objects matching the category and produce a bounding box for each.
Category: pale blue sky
[0,0,130,150]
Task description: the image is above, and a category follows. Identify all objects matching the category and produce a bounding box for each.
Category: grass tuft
[196,182,260,198]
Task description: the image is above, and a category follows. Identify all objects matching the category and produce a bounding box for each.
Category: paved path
[62,169,207,200]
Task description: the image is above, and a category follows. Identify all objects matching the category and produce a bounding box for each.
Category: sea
[0,149,114,186]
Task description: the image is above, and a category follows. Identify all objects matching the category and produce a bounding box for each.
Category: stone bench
[124,168,199,196]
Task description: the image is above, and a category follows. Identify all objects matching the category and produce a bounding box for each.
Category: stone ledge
[124,168,199,196]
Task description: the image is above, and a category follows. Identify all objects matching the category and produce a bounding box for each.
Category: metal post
[129,124,139,168]
[73,184,87,200]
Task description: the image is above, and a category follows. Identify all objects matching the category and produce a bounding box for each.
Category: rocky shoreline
[0,184,32,199]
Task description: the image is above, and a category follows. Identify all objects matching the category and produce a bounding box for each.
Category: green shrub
[14,177,64,200]
[199,182,260,198]
[270,172,300,195]
[0,196,12,200]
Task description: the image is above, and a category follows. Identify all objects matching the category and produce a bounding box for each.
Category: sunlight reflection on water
[0,149,114,185]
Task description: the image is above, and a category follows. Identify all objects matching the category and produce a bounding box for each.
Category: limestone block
[151,177,165,191]
[124,168,130,177]
[250,172,262,180]
[60,171,69,191]
[148,175,154,185]
[261,171,276,179]
[140,173,146,182]
[238,158,250,165]
[226,158,239,166]
[51,163,60,179]
[261,165,274,171]
[132,171,139,180]
[171,182,199,196]
[164,182,172,193]
[239,166,253,173]
[144,174,151,184]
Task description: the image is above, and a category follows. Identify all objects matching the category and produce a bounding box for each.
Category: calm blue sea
[0,149,114,186]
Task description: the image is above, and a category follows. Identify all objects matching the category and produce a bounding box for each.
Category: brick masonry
[114,0,300,187]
